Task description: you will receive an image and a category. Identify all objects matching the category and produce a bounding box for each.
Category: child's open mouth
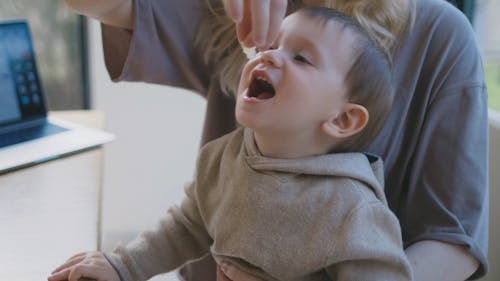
[246,76,275,100]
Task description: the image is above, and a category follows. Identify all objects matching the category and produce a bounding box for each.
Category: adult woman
[63,0,488,280]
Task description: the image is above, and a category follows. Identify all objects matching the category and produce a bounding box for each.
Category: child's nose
[259,49,284,68]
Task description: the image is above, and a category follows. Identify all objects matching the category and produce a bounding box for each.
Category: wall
[87,19,205,257]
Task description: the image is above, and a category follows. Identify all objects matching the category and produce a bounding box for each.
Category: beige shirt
[105,128,412,281]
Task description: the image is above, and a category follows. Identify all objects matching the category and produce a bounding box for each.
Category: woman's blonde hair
[196,0,416,96]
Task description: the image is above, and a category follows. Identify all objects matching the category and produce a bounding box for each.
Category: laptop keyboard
[0,123,68,149]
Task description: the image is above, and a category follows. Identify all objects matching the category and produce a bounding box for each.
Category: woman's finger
[235,0,252,44]
[251,0,270,47]
[224,0,244,23]
[241,30,255,48]
[265,0,287,47]
[217,265,232,281]
[220,262,263,281]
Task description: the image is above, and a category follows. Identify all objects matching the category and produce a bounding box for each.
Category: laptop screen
[0,21,46,127]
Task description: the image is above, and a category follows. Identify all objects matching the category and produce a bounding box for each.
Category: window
[0,0,88,110]
[474,0,500,112]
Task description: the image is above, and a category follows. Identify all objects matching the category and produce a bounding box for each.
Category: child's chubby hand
[48,251,120,281]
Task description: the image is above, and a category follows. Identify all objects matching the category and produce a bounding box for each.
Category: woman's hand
[223,0,287,49]
[48,251,120,281]
[217,262,264,281]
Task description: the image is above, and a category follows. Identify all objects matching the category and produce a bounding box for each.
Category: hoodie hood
[242,128,386,203]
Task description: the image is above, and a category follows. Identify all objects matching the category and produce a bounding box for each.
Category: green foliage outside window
[473,0,500,113]
[486,62,500,112]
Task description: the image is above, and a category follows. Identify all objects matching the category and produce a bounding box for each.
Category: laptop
[0,20,114,174]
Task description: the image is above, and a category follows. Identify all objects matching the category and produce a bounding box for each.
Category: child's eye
[294,54,312,65]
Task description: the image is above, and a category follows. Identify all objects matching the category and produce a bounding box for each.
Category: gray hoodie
[106,128,412,281]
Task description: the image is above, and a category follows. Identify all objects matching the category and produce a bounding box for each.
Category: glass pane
[475,0,500,112]
[0,0,87,110]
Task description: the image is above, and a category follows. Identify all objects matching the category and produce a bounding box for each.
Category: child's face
[235,13,358,137]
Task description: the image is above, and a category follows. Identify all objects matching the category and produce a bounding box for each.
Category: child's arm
[324,202,412,281]
[103,206,212,280]
[48,251,119,281]
[49,182,211,281]
[106,181,212,281]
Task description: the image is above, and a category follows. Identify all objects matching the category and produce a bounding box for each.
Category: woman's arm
[64,0,133,29]
[218,240,479,281]
[406,240,479,281]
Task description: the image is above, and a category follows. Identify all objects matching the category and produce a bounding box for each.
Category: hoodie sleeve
[104,181,212,281]
[325,201,413,281]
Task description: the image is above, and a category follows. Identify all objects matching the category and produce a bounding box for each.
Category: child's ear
[322,103,369,139]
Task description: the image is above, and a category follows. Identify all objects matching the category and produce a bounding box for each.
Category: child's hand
[48,251,120,281]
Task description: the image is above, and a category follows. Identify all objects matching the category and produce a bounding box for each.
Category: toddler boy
[49,7,412,281]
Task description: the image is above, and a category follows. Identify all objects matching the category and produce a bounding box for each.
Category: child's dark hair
[298,7,394,152]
